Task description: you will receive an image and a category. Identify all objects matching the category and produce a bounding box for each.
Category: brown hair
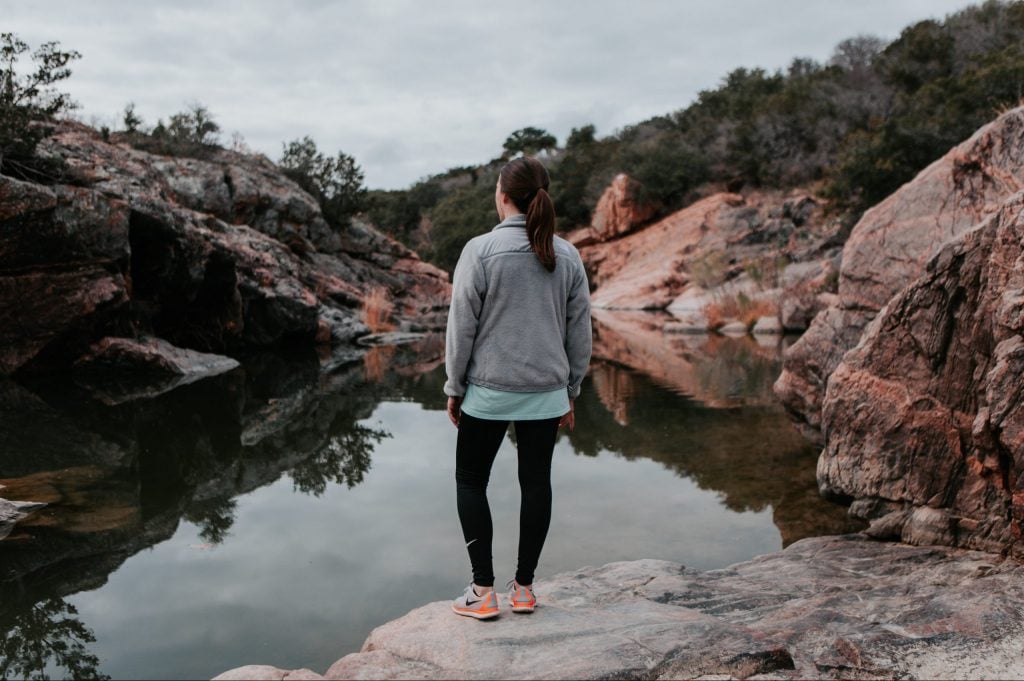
[499,156,556,272]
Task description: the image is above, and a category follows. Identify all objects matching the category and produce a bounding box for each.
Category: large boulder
[589,173,658,241]
[584,192,744,309]
[775,106,1024,440]
[819,190,1024,557]
[216,534,1024,680]
[71,335,240,404]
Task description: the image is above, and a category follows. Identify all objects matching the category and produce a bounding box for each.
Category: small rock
[718,320,748,336]
[664,314,709,334]
[752,315,782,335]
[356,332,427,347]
[0,497,47,540]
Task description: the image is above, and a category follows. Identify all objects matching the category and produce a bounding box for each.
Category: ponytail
[527,187,556,272]
[499,156,557,272]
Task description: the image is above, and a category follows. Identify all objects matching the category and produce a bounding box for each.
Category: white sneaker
[507,579,536,613]
[452,583,500,619]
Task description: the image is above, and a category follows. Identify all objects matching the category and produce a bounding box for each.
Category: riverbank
[214,533,1024,680]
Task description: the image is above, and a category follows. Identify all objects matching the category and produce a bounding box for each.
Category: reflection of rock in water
[0,337,442,678]
[576,320,864,545]
[591,310,783,407]
[590,363,635,426]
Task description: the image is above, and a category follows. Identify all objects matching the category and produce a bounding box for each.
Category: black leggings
[455,412,560,587]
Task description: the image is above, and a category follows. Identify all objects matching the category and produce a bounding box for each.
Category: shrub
[704,291,778,329]
[0,32,79,182]
[279,135,367,228]
[127,101,224,159]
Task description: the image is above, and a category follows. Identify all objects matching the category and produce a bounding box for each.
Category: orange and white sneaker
[507,579,537,613]
[452,584,500,620]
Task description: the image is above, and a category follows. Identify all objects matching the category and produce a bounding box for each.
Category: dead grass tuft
[362,287,395,333]
[704,291,778,329]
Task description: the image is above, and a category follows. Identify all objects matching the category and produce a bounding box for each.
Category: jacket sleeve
[565,252,592,399]
[444,240,486,397]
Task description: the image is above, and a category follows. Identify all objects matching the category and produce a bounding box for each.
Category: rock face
[819,190,1024,558]
[577,187,840,326]
[775,107,1024,440]
[215,534,1024,680]
[589,172,658,241]
[70,335,241,404]
[0,120,450,376]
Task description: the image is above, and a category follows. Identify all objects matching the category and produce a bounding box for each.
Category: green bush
[279,135,367,229]
[370,1,1024,270]
[0,32,79,182]
[425,177,498,273]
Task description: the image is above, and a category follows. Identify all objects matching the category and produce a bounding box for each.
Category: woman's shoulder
[553,235,583,261]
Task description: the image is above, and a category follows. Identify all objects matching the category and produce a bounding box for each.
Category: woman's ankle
[473,583,494,594]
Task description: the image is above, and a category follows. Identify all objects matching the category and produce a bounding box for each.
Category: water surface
[0,312,860,679]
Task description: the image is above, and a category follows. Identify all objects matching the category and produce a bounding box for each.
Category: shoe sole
[452,604,500,620]
[509,598,536,613]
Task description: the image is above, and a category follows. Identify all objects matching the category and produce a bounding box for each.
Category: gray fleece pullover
[443,213,593,399]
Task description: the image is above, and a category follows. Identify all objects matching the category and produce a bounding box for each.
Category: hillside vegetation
[367,0,1024,272]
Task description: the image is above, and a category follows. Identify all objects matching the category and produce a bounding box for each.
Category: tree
[0,32,80,180]
[167,101,220,146]
[279,135,368,227]
[502,126,557,158]
[122,101,142,132]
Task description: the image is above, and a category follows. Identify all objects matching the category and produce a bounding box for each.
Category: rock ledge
[214,534,1024,680]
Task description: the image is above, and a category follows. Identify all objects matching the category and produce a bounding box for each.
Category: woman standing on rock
[443,156,592,619]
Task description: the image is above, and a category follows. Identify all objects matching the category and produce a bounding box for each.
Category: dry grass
[361,286,395,333]
[704,291,778,330]
[363,344,397,382]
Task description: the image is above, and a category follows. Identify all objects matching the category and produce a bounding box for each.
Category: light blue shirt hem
[460,383,570,421]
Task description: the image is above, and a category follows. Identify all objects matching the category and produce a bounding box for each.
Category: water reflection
[0,343,420,678]
[0,314,860,679]
[0,597,108,681]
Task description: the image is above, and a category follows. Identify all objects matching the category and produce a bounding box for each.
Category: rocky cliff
[820,189,1024,557]
[0,120,450,377]
[772,106,1024,557]
[568,184,841,336]
[775,106,1024,441]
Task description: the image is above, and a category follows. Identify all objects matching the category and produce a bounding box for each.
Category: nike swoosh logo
[466,538,477,547]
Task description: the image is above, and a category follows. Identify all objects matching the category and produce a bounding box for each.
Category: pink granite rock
[819,190,1024,557]
[775,106,1024,439]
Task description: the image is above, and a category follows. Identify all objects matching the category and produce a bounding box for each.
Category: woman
[443,155,592,619]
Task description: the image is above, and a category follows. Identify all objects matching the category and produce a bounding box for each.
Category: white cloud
[4,0,977,188]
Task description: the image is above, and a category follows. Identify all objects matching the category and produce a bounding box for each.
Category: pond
[0,311,861,680]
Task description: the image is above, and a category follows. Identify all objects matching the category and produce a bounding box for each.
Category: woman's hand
[447,396,463,427]
[559,399,575,432]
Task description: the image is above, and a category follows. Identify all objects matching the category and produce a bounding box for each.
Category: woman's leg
[512,417,560,585]
[455,412,509,587]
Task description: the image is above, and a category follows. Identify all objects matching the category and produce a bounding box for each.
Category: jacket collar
[492,213,527,231]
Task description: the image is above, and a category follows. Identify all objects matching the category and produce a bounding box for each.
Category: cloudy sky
[6,0,977,189]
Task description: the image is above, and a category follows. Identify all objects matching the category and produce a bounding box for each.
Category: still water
[0,311,860,680]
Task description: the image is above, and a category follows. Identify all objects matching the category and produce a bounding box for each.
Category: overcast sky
[6,0,978,189]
